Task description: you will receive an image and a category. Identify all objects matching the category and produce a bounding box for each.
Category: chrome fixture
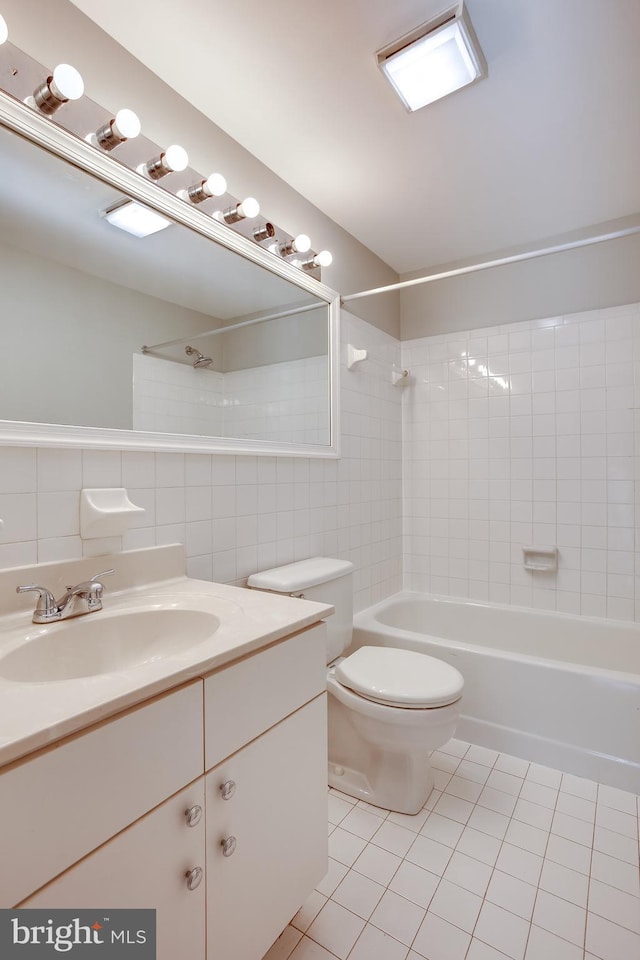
[215,197,260,224]
[29,64,84,116]
[278,234,311,257]
[185,345,213,368]
[253,222,276,243]
[138,144,189,180]
[90,109,141,151]
[179,173,227,204]
[16,569,115,624]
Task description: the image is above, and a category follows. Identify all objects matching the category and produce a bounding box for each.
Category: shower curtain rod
[142,300,324,353]
[341,224,640,303]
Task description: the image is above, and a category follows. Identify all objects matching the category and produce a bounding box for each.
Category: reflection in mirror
[0,123,333,448]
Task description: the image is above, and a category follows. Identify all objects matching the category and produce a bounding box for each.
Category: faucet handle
[16,584,56,616]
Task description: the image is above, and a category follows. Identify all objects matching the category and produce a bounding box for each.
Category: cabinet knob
[185,866,203,891]
[221,836,237,858]
[220,779,236,801]
[185,804,203,827]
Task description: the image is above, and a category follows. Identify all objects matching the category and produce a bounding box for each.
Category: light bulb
[50,64,84,102]
[315,250,333,267]
[180,172,227,204]
[163,144,189,173]
[0,14,8,44]
[279,233,311,256]
[112,108,141,140]
[216,197,260,224]
[237,197,260,219]
[30,63,84,116]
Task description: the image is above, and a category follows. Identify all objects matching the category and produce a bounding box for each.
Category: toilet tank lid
[247,557,353,593]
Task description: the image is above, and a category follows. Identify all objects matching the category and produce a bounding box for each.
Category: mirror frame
[0,90,341,458]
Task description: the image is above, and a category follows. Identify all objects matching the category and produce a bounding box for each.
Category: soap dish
[522,546,558,572]
[80,488,145,540]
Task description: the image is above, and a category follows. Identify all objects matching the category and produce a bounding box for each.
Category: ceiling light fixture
[138,144,189,180]
[179,173,228,204]
[102,199,172,238]
[0,13,8,44]
[89,109,141,151]
[29,64,84,116]
[215,197,260,224]
[377,1,487,112]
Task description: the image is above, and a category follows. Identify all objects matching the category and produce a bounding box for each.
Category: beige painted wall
[1,0,400,338]
[400,231,640,339]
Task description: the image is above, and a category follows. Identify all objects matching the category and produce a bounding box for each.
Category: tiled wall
[0,312,402,613]
[402,301,640,620]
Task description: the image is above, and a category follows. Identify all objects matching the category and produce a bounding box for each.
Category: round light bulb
[163,144,189,172]
[315,250,333,267]
[238,196,260,219]
[50,64,84,102]
[204,173,227,197]
[0,14,8,45]
[293,234,311,253]
[112,108,141,140]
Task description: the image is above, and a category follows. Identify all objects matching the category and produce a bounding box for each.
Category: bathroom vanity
[0,546,330,960]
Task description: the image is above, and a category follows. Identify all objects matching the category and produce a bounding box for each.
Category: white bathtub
[353,593,640,793]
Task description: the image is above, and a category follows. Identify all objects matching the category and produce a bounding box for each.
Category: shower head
[185,345,213,368]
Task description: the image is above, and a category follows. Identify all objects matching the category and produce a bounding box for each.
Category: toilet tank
[247,558,354,663]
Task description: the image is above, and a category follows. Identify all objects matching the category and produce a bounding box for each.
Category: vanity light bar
[90,108,141,151]
[253,222,276,242]
[279,234,312,257]
[214,197,260,224]
[29,64,84,116]
[299,250,333,270]
[138,144,189,180]
[178,172,228,204]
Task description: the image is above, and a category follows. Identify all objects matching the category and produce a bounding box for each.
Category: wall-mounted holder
[347,345,368,370]
[522,546,558,572]
[392,367,410,386]
[80,488,145,540]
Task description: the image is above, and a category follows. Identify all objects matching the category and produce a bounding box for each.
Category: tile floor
[263,740,640,960]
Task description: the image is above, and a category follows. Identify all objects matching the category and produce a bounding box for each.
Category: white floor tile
[428,878,483,933]
[431,750,462,774]
[495,842,543,886]
[440,738,470,758]
[292,891,328,932]
[405,834,454,876]
[433,767,454,791]
[555,791,596,823]
[512,798,554,832]
[467,804,511,840]
[474,901,530,960]
[519,781,558,810]
[532,889,586,946]
[316,858,349,897]
[526,763,562,789]
[328,794,354,825]
[588,878,640,934]
[353,843,402,885]
[494,755,530,777]
[372,820,417,857]
[348,924,409,960]
[544,833,592,875]
[467,940,513,960]
[597,784,638,815]
[464,745,500,768]
[445,775,484,803]
[595,803,638,840]
[443,851,492,896]
[538,859,589,908]
[369,889,426,946]
[486,770,525,797]
[433,793,475,824]
[590,849,640,897]
[306,899,365,960]
[411,911,471,960]
[524,924,583,960]
[420,812,465,847]
[341,805,386,841]
[551,811,594,848]
[560,772,598,802]
[289,935,336,960]
[328,827,369,866]
[593,824,639,865]
[455,825,502,865]
[504,818,549,856]
[262,925,303,960]
[389,860,440,909]
[457,759,493,784]
[387,807,430,834]
[477,785,518,816]
[485,870,537,921]
[356,799,390,818]
[332,870,385,921]
[586,911,640,960]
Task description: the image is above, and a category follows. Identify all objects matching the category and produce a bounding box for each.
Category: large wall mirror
[0,54,340,457]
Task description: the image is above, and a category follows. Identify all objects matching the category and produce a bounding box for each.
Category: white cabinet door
[22,780,206,960]
[206,694,328,960]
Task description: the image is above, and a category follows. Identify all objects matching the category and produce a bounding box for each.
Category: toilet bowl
[247,558,464,815]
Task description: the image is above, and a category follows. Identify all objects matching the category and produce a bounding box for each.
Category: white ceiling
[69,0,640,276]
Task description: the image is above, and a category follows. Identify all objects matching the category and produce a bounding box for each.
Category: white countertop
[0,546,332,769]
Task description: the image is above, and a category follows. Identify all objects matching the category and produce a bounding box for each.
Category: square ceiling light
[377,2,487,112]
[102,199,172,237]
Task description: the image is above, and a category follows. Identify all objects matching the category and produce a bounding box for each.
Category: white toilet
[247,558,464,815]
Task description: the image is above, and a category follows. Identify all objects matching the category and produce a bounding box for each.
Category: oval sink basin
[0,608,221,683]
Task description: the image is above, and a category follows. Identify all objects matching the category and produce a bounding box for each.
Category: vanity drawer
[0,680,204,907]
[204,623,326,770]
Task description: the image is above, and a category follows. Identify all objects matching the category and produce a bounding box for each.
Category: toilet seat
[335,646,463,709]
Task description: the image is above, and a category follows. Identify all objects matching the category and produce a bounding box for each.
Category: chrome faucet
[16,569,115,624]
